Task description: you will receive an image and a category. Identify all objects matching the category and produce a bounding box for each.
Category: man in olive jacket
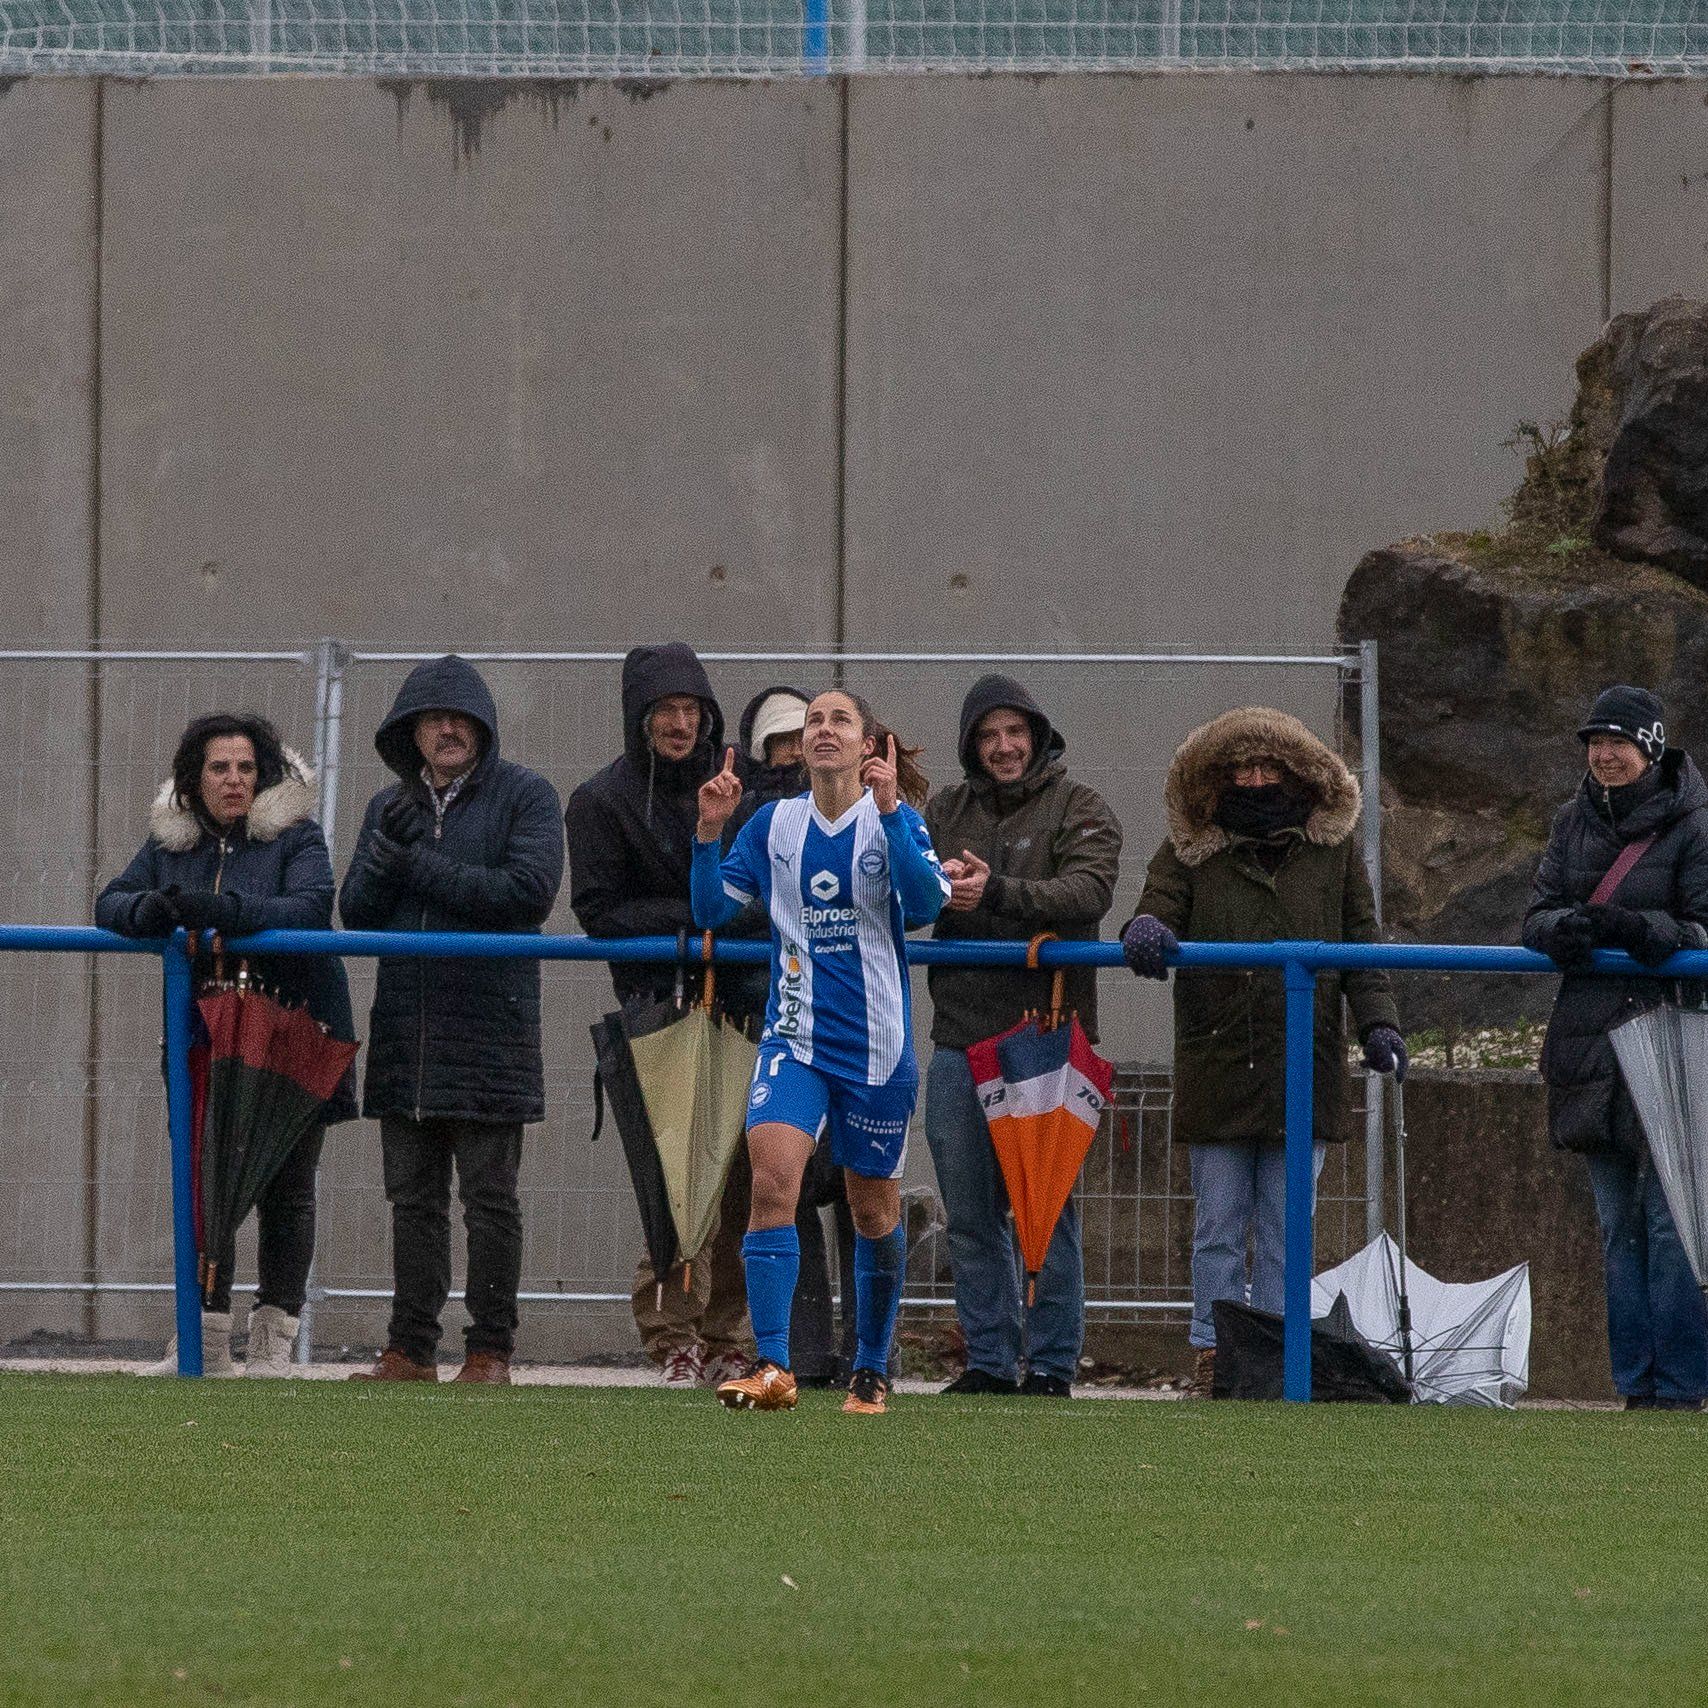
[1121,706,1403,1394]
[923,674,1123,1397]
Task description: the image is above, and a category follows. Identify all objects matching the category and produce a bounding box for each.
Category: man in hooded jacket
[564,643,756,1387]
[339,655,564,1384]
[923,674,1123,1396]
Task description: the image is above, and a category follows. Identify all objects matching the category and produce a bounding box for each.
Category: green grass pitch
[3,1374,1705,1706]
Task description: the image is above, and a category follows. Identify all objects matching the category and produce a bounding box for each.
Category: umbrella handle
[700,930,715,1011]
[1025,933,1064,1030]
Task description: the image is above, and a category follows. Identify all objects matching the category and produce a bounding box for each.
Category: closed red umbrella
[191,951,358,1307]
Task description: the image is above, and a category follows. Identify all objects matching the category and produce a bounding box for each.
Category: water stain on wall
[376,76,669,162]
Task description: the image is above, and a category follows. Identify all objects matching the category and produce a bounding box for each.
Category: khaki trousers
[631,1143,753,1362]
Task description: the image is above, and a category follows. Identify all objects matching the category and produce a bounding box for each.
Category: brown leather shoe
[348,1347,437,1383]
[1187,1348,1217,1399]
[452,1350,512,1385]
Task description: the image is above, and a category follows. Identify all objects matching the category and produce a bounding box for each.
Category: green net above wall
[1,0,1702,75]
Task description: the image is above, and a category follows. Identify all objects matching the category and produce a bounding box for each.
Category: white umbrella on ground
[1312,1235,1531,1406]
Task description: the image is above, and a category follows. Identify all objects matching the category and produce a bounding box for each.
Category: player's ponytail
[845,692,930,810]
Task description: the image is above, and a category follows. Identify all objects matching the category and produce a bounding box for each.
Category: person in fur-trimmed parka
[97,712,356,1378]
[1119,706,1404,1395]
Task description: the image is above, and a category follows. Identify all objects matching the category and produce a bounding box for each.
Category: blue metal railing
[11,922,1696,1398]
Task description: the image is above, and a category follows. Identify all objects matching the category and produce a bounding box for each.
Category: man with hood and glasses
[565,643,759,1389]
[339,655,564,1385]
[923,674,1123,1397]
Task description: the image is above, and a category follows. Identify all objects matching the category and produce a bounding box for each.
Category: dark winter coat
[565,644,765,1013]
[1522,750,1708,1156]
[96,750,358,1125]
[924,675,1123,1050]
[1133,706,1398,1147]
[338,656,564,1125]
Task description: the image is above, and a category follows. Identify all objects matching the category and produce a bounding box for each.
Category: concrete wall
[2,71,1705,1378]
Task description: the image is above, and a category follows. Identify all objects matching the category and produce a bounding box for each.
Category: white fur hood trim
[150,746,318,852]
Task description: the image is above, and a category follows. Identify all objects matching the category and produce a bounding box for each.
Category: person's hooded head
[1164,706,1359,866]
[619,643,724,809]
[739,685,811,775]
[956,674,1064,806]
[375,655,498,789]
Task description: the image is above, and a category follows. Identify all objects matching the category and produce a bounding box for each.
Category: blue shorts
[746,1041,918,1181]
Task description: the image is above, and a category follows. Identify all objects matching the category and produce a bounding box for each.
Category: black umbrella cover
[590,1002,681,1282]
[1210,1294,1411,1403]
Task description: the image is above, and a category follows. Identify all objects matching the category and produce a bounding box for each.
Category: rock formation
[1338,296,1708,1026]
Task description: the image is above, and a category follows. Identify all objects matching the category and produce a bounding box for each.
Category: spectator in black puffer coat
[1523,684,1708,1411]
[97,712,357,1378]
[339,655,564,1386]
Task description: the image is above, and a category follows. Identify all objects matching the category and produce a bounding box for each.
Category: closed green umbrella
[628,947,757,1290]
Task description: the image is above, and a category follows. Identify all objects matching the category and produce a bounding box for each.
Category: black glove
[1361,1024,1408,1082]
[1543,907,1598,971]
[1587,903,1679,968]
[364,830,414,881]
[379,792,427,847]
[172,890,244,935]
[127,890,180,938]
[1121,914,1179,980]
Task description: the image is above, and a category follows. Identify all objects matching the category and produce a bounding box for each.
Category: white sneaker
[244,1305,300,1377]
[138,1310,235,1377]
[659,1344,706,1387]
[700,1348,750,1390]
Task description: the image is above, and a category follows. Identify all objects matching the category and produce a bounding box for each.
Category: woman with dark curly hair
[96,712,357,1377]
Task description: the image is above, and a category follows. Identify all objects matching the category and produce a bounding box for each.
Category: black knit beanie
[1577,686,1667,760]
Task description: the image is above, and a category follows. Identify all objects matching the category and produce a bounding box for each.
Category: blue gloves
[1361,1024,1408,1082]
[1121,914,1179,980]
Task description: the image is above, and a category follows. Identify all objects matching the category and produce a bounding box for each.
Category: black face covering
[1214,781,1311,841]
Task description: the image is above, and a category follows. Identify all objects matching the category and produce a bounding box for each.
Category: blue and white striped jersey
[692,790,949,1086]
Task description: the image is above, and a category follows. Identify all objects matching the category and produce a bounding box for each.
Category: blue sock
[741,1226,800,1369]
[853,1224,906,1377]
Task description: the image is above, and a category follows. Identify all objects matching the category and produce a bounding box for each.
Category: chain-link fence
[0,643,1381,1361]
[3,0,1702,77]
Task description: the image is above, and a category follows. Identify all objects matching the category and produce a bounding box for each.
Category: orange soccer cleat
[841,1368,890,1415]
[716,1358,799,1412]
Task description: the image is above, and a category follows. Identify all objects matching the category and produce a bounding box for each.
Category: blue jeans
[924,1047,1084,1383]
[1584,1149,1708,1402]
[1189,1139,1326,1350]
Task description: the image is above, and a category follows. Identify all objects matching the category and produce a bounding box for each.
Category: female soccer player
[691,689,948,1414]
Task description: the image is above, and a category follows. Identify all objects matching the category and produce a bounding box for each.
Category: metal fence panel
[0,644,1375,1361]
